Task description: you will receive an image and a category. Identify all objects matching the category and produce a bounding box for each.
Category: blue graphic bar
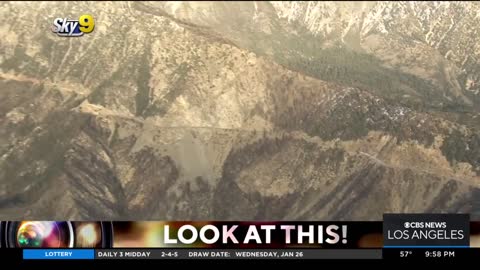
[384,246,470,248]
[23,249,95,260]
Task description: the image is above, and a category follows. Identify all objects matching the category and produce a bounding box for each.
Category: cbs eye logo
[52,15,94,37]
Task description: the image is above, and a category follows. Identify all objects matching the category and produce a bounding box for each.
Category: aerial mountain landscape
[0,1,479,220]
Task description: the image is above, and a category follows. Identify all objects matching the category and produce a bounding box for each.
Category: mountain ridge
[0,1,479,220]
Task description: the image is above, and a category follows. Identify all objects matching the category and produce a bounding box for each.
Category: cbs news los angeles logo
[52,15,94,37]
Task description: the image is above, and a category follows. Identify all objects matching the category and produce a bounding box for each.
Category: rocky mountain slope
[273,2,480,105]
[0,1,479,220]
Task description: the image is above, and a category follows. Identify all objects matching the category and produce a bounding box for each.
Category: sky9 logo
[52,15,94,37]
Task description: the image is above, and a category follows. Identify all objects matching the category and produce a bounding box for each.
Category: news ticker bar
[23,249,381,260]
[2,214,479,250]
[19,248,480,260]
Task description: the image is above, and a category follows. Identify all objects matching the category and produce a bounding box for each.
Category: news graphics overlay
[0,221,113,249]
[111,221,382,249]
[0,221,383,260]
[98,221,383,260]
[383,214,469,248]
[52,15,94,37]
[382,214,471,259]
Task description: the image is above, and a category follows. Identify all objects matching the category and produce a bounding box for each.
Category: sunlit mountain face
[0,1,479,220]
